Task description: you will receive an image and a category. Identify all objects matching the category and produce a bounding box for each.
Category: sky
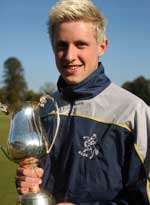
[0,0,150,91]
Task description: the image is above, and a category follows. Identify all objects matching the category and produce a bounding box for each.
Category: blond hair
[48,0,107,45]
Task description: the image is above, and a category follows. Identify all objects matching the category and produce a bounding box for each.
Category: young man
[16,0,150,204]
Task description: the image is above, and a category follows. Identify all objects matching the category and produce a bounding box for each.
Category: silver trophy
[0,96,60,205]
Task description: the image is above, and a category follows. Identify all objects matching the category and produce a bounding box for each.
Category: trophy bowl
[0,97,59,205]
[7,102,47,162]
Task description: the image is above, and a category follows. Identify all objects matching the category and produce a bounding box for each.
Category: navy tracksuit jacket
[40,63,150,205]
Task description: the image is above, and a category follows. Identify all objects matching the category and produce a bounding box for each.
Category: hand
[16,157,44,194]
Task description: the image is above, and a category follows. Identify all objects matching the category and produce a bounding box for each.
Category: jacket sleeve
[135,101,150,203]
[123,100,150,204]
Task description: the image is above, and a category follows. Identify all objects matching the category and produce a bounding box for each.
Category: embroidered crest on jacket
[78,133,99,159]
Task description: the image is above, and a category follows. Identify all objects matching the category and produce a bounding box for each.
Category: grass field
[0,113,17,204]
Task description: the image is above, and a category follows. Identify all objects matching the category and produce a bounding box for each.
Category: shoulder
[92,82,149,130]
[106,82,142,103]
[101,82,148,110]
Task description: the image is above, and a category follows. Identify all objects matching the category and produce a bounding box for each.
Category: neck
[57,62,111,102]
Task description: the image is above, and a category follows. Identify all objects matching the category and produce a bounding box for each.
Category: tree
[0,87,5,103]
[3,57,28,110]
[25,90,41,102]
[122,76,150,105]
[39,82,56,95]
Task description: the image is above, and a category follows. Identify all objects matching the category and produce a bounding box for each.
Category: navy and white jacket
[40,63,150,205]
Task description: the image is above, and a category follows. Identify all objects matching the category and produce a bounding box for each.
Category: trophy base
[16,192,55,205]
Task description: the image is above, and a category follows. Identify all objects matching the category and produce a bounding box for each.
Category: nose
[65,44,77,62]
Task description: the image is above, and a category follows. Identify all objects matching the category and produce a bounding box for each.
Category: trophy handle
[0,102,11,160]
[39,95,60,154]
[0,102,9,114]
[46,100,60,154]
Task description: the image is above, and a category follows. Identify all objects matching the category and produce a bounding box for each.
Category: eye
[55,41,68,51]
[76,41,88,49]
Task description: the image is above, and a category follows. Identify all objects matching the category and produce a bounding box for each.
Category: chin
[64,77,81,85]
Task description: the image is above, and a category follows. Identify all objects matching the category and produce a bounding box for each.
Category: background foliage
[2,57,27,110]
[122,76,150,105]
[0,57,56,111]
[0,113,17,204]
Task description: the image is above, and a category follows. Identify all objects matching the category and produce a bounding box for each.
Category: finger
[17,164,38,176]
[17,187,29,195]
[23,167,44,178]
[32,166,44,178]
[29,186,40,193]
[16,176,42,186]
[17,167,43,178]
[17,183,40,194]
[20,180,41,188]
[19,157,39,166]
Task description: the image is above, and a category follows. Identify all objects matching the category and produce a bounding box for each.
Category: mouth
[61,64,83,76]
[62,64,83,76]
[63,64,83,70]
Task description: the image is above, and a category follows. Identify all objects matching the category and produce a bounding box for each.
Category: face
[53,21,107,85]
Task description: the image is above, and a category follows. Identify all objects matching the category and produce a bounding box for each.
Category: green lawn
[0,113,17,204]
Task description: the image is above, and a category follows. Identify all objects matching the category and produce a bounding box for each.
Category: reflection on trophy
[0,96,60,205]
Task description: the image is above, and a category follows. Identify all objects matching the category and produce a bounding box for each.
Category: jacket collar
[57,63,111,102]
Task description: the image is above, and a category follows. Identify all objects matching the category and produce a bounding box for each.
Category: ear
[98,37,108,57]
